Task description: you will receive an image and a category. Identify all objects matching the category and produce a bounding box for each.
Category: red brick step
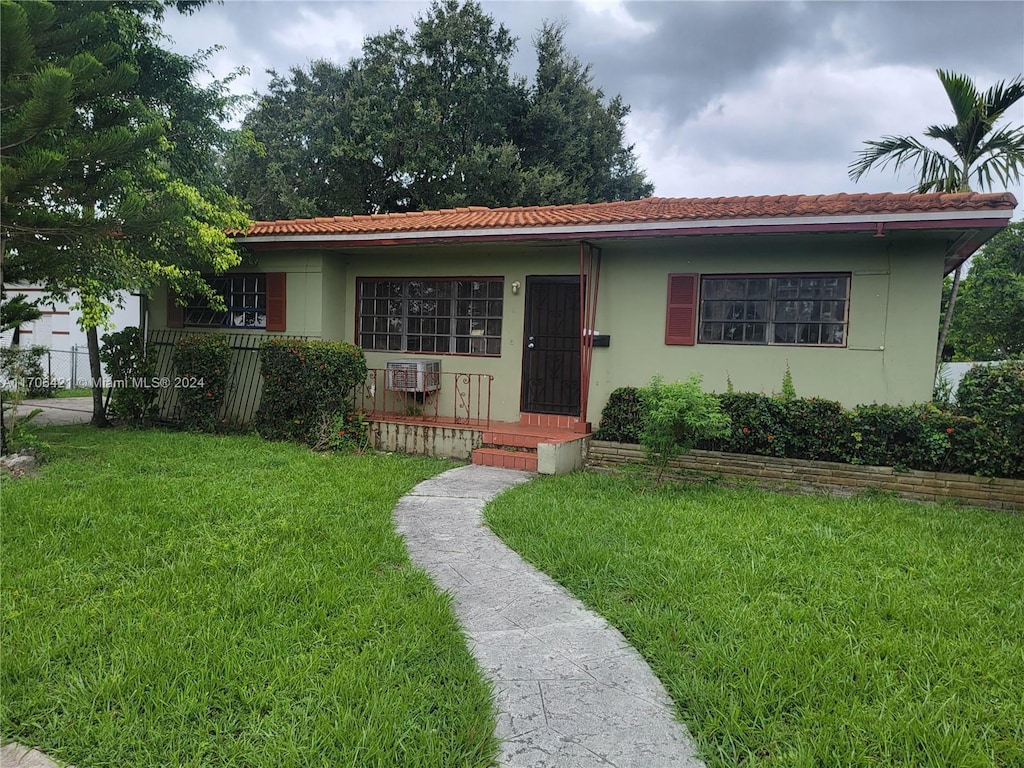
[472,447,538,471]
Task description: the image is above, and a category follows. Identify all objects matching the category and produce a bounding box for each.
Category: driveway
[13,396,93,426]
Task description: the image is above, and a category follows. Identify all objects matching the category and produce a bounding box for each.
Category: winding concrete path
[394,464,706,768]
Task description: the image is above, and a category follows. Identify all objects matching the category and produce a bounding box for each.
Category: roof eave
[233,209,1014,248]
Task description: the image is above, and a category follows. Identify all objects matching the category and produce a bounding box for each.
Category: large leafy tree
[520,21,653,205]
[1,0,249,429]
[226,0,653,219]
[947,221,1024,360]
[848,69,1024,375]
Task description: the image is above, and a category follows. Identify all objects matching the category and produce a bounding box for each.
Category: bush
[99,328,157,425]
[593,372,1023,478]
[849,404,951,471]
[640,374,731,481]
[594,386,648,443]
[173,335,232,432]
[0,346,53,398]
[956,360,1024,477]
[312,410,371,453]
[780,398,854,462]
[712,392,787,457]
[254,339,368,444]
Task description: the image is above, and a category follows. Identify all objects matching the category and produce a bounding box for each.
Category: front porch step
[472,447,538,472]
[520,412,591,432]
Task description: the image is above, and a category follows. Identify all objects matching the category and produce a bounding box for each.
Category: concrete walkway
[394,465,706,768]
[15,397,92,426]
[0,743,67,768]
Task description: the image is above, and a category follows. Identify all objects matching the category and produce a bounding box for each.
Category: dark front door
[521,276,581,415]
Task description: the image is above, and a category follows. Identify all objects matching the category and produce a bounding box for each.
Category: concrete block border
[586,440,1024,512]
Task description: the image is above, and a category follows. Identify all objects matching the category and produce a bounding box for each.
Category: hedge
[254,338,368,443]
[173,334,232,432]
[594,361,1024,479]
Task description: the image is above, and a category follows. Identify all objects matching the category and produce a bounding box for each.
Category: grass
[484,473,1024,768]
[50,387,93,398]
[1,427,496,768]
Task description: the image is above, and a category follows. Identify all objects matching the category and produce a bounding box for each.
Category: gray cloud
[162,0,1024,204]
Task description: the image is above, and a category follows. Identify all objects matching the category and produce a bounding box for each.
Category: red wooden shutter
[265,272,287,332]
[665,273,698,345]
[166,286,184,328]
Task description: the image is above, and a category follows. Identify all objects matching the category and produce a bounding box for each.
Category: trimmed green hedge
[173,335,232,432]
[594,386,648,443]
[594,361,1024,479]
[100,328,157,425]
[254,338,367,443]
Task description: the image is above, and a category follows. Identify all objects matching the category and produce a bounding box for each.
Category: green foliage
[639,375,731,481]
[715,392,788,457]
[849,70,1024,193]
[595,379,1021,478]
[0,405,45,456]
[226,1,652,219]
[313,410,371,453]
[955,360,1024,477]
[0,345,52,397]
[0,292,42,333]
[715,394,854,463]
[98,327,156,425]
[1,0,250,425]
[172,334,231,432]
[848,404,951,471]
[780,363,797,401]
[593,386,648,443]
[948,222,1024,360]
[254,339,368,444]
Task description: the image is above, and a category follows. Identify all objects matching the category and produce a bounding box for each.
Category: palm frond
[937,70,981,127]
[980,75,1024,121]
[848,134,959,191]
[970,125,1024,189]
[924,122,971,161]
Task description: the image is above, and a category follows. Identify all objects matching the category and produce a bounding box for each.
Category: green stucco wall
[336,243,579,422]
[148,232,948,423]
[588,234,944,415]
[149,252,327,339]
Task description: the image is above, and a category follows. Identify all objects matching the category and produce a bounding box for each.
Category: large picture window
[359,278,503,356]
[185,274,267,329]
[699,274,849,346]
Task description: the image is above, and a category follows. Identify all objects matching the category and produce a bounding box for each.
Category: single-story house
[149,191,1016,470]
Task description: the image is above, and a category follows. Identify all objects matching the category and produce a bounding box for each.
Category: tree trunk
[935,264,962,381]
[87,325,109,427]
[0,239,7,454]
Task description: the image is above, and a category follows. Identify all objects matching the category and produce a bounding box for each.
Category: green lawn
[1,428,496,768]
[485,473,1024,768]
[51,387,92,398]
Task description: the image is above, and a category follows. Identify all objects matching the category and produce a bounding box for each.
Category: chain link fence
[43,347,96,389]
[0,346,99,392]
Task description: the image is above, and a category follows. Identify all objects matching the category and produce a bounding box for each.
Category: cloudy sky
[162,0,1024,208]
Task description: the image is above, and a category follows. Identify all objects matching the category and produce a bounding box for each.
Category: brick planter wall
[587,440,1024,512]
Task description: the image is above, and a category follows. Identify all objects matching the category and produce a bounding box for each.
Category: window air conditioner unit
[385,360,441,393]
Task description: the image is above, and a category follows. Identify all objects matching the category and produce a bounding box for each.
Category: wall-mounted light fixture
[511,280,521,295]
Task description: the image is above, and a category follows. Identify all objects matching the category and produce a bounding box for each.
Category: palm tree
[849,69,1024,373]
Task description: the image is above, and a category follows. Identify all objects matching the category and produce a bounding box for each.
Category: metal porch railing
[355,368,493,427]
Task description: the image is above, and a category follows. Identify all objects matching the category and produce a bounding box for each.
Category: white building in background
[1,285,141,387]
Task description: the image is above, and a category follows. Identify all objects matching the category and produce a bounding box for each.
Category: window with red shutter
[178,273,286,331]
[665,273,698,345]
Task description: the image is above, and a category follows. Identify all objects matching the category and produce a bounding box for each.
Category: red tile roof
[238,192,1016,238]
